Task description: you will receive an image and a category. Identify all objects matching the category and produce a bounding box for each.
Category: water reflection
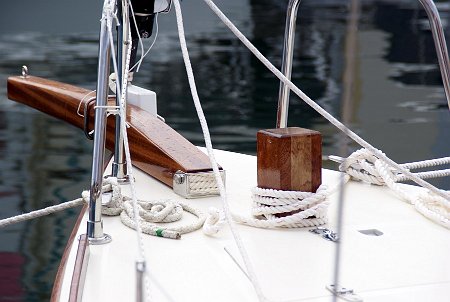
[0,0,449,300]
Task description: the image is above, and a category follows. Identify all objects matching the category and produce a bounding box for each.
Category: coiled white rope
[201,0,450,203]
[339,148,450,228]
[234,185,330,228]
[0,177,207,240]
[87,178,207,239]
[415,190,450,228]
[202,178,349,232]
[339,148,450,185]
[174,2,449,299]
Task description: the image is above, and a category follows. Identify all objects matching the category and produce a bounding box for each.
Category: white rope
[209,176,348,230]
[401,157,450,170]
[202,207,226,236]
[0,198,84,228]
[106,0,147,261]
[0,178,122,229]
[98,178,207,239]
[0,178,207,241]
[232,185,329,229]
[415,190,450,229]
[174,3,449,299]
[172,1,267,301]
[105,1,152,299]
[340,148,450,184]
[394,169,450,182]
[339,148,450,228]
[189,173,220,194]
[201,0,450,203]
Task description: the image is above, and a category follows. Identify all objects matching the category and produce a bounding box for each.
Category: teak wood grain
[51,155,112,302]
[257,127,322,192]
[7,75,215,187]
[68,234,89,302]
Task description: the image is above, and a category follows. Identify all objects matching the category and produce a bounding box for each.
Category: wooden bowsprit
[7,75,220,192]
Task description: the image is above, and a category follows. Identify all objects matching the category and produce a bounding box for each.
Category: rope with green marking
[98,178,207,239]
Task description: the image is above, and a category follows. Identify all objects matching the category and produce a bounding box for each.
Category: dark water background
[0,0,449,300]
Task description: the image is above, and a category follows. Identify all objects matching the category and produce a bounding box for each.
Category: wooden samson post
[257,127,322,192]
[7,75,218,187]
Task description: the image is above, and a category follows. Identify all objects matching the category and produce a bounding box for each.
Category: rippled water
[0,0,449,300]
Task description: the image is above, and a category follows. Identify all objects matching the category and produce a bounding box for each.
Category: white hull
[57,148,450,301]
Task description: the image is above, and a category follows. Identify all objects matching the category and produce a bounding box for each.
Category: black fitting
[130,0,156,40]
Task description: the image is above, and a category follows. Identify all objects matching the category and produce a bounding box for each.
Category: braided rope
[340,148,450,229]
[415,191,450,229]
[0,177,210,240]
[395,169,450,182]
[202,207,225,235]
[172,1,267,299]
[188,174,220,194]
[99,178,207,239]
[202,183,344,233]
[0,198,85,228]
[401,157,450,170]
[201,0,450,203]
[340,148,450,185]
[232,185,330,229]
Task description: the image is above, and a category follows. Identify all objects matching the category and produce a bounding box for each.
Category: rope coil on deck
[202,182,348,235]
[233,185,330,228]
[96,178,207,239]
[340,148,450,185]
[0,178,208,239]
[339,148,450,229]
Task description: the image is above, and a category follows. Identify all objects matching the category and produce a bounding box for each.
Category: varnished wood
[7,75,216,187]
[257,127,322,192]
[69,234,89,302]
[51,155,112,302]
[51,204,88,302]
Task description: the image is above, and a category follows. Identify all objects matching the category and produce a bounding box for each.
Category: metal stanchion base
[88,233,112,245]
[104,174,131,184]
[116,174,130,184]
[111,162,130,184]
[87,220,112,245]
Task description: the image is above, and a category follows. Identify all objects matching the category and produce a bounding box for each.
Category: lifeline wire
[201,0,450,202]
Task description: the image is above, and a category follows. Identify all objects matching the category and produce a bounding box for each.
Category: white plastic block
[127,85,157,117]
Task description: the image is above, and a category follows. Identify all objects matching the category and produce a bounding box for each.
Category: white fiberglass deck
[59,149,450,302]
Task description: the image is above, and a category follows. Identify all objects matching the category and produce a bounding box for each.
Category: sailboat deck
[58,148,450,302]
